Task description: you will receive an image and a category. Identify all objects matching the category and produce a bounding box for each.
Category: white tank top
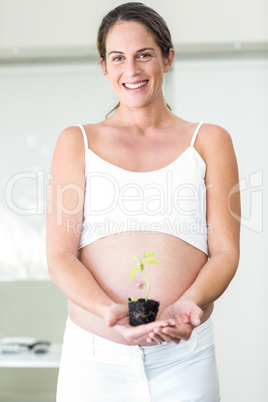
[77,122,208,255]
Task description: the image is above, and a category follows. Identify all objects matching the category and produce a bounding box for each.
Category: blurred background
[0,0,267,400]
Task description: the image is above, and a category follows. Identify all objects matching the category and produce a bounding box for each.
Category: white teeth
[124,80,148,89]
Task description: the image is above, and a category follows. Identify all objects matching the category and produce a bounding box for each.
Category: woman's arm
[46,126,114,318]
[150,124,241,343]
[181,124,241,306]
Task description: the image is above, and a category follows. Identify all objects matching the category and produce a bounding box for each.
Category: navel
[136,281,146,291]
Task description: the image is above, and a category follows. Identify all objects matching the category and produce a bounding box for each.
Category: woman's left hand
[147,299,204,344]
[104,303,177,345]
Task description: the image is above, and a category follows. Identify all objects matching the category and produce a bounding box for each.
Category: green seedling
[129,251,160,302]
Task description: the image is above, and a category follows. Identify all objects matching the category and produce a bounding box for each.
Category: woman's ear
[100,58,109,79]
[164,48,175,73]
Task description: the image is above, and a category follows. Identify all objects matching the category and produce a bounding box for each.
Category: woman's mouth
[123,80,149,90]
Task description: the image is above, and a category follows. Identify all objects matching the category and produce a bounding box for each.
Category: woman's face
[101,21,174,110]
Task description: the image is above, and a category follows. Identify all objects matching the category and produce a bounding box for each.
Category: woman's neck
[109,97,174,130]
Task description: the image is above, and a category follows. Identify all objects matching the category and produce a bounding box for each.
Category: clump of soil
[128,298,159,326]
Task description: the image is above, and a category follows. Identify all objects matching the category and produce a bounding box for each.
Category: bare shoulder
[196,123,236,164]
[51,125,87,177]
[56,125,85,151]
[77,123,104,146]
[197,123,239,199]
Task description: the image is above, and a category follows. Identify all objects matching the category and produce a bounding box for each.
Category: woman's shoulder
[53,124,92,166]
[197,122,235,165]
[170,115,232,142]
[58,123,99,139]
[199,122,232,139]
[56,123,101,148]
[198,122,233,149]
[55,125,84,151]
[49,125,88,183]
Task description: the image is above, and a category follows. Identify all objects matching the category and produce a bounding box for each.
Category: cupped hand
[147,299,204,344]
[104,303,175,345]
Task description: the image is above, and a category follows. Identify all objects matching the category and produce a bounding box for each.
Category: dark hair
[97,2,173,117]
[97,2,173,61]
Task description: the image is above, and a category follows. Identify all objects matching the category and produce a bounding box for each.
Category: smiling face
[101,21,174,110]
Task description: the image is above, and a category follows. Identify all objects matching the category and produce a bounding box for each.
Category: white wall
[1,0,268,59]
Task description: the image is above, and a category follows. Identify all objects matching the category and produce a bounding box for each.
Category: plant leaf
[146,258,160,264]
[139,262,144,272]
[129,296,138,302]
[143,251,157,258]
[133,257,139,262]
[129,267,138,282]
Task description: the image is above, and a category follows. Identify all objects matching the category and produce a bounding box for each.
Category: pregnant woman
[46,3,240,401]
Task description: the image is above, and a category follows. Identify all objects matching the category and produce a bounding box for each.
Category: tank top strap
[190,122,204,147]
[76,124,89,151]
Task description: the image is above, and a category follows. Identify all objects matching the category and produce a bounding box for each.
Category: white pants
[57,317,220,402]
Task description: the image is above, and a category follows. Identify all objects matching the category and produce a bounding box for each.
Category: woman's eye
[113,56,124,62]
[138,53,151,60]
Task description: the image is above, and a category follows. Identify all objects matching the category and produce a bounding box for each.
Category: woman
[46,2,240,401]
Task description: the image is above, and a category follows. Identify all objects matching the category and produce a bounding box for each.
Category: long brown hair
[97,2,173,117]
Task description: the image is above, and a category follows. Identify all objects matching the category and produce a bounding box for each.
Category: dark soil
[128,298,160,326]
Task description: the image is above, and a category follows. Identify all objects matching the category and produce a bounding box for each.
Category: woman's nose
[126,58,140,77]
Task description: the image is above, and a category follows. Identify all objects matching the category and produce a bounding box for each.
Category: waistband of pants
[62,316,214,366]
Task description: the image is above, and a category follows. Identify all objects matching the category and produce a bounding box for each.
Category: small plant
[128,251,160,326]
[129,251,160,301]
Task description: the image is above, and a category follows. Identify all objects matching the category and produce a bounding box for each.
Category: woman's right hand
[104,304,175,345]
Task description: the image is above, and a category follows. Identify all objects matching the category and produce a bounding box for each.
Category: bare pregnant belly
[68,231,213,345]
